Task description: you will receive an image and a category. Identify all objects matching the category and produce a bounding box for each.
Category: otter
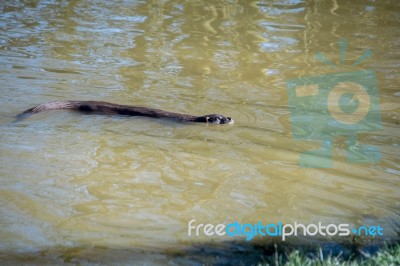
[19,100,234,125]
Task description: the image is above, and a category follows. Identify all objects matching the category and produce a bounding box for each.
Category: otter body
[20,100,233,125]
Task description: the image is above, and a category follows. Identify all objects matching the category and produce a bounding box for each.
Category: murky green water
[0,0,399,264]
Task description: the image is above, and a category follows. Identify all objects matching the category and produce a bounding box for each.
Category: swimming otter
[20,100,234,125]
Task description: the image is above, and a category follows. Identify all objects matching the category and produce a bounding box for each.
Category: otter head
[196,114,234,125]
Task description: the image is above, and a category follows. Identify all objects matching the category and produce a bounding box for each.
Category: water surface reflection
[0,0,399,263]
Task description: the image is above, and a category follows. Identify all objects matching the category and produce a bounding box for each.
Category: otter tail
[22,101,76,114]
[16,101,76,121]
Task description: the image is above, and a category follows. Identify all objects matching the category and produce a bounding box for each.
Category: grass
[260,243,400,266]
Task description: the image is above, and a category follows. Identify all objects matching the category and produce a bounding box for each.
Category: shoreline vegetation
[260,242,400,266]
[1,239,399,265]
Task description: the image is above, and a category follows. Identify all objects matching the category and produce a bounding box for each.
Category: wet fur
[20,100,233,124]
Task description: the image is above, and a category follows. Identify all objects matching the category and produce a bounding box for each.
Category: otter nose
[226,117,234,124]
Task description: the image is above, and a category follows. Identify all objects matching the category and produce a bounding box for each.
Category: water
[0,0,399,264]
